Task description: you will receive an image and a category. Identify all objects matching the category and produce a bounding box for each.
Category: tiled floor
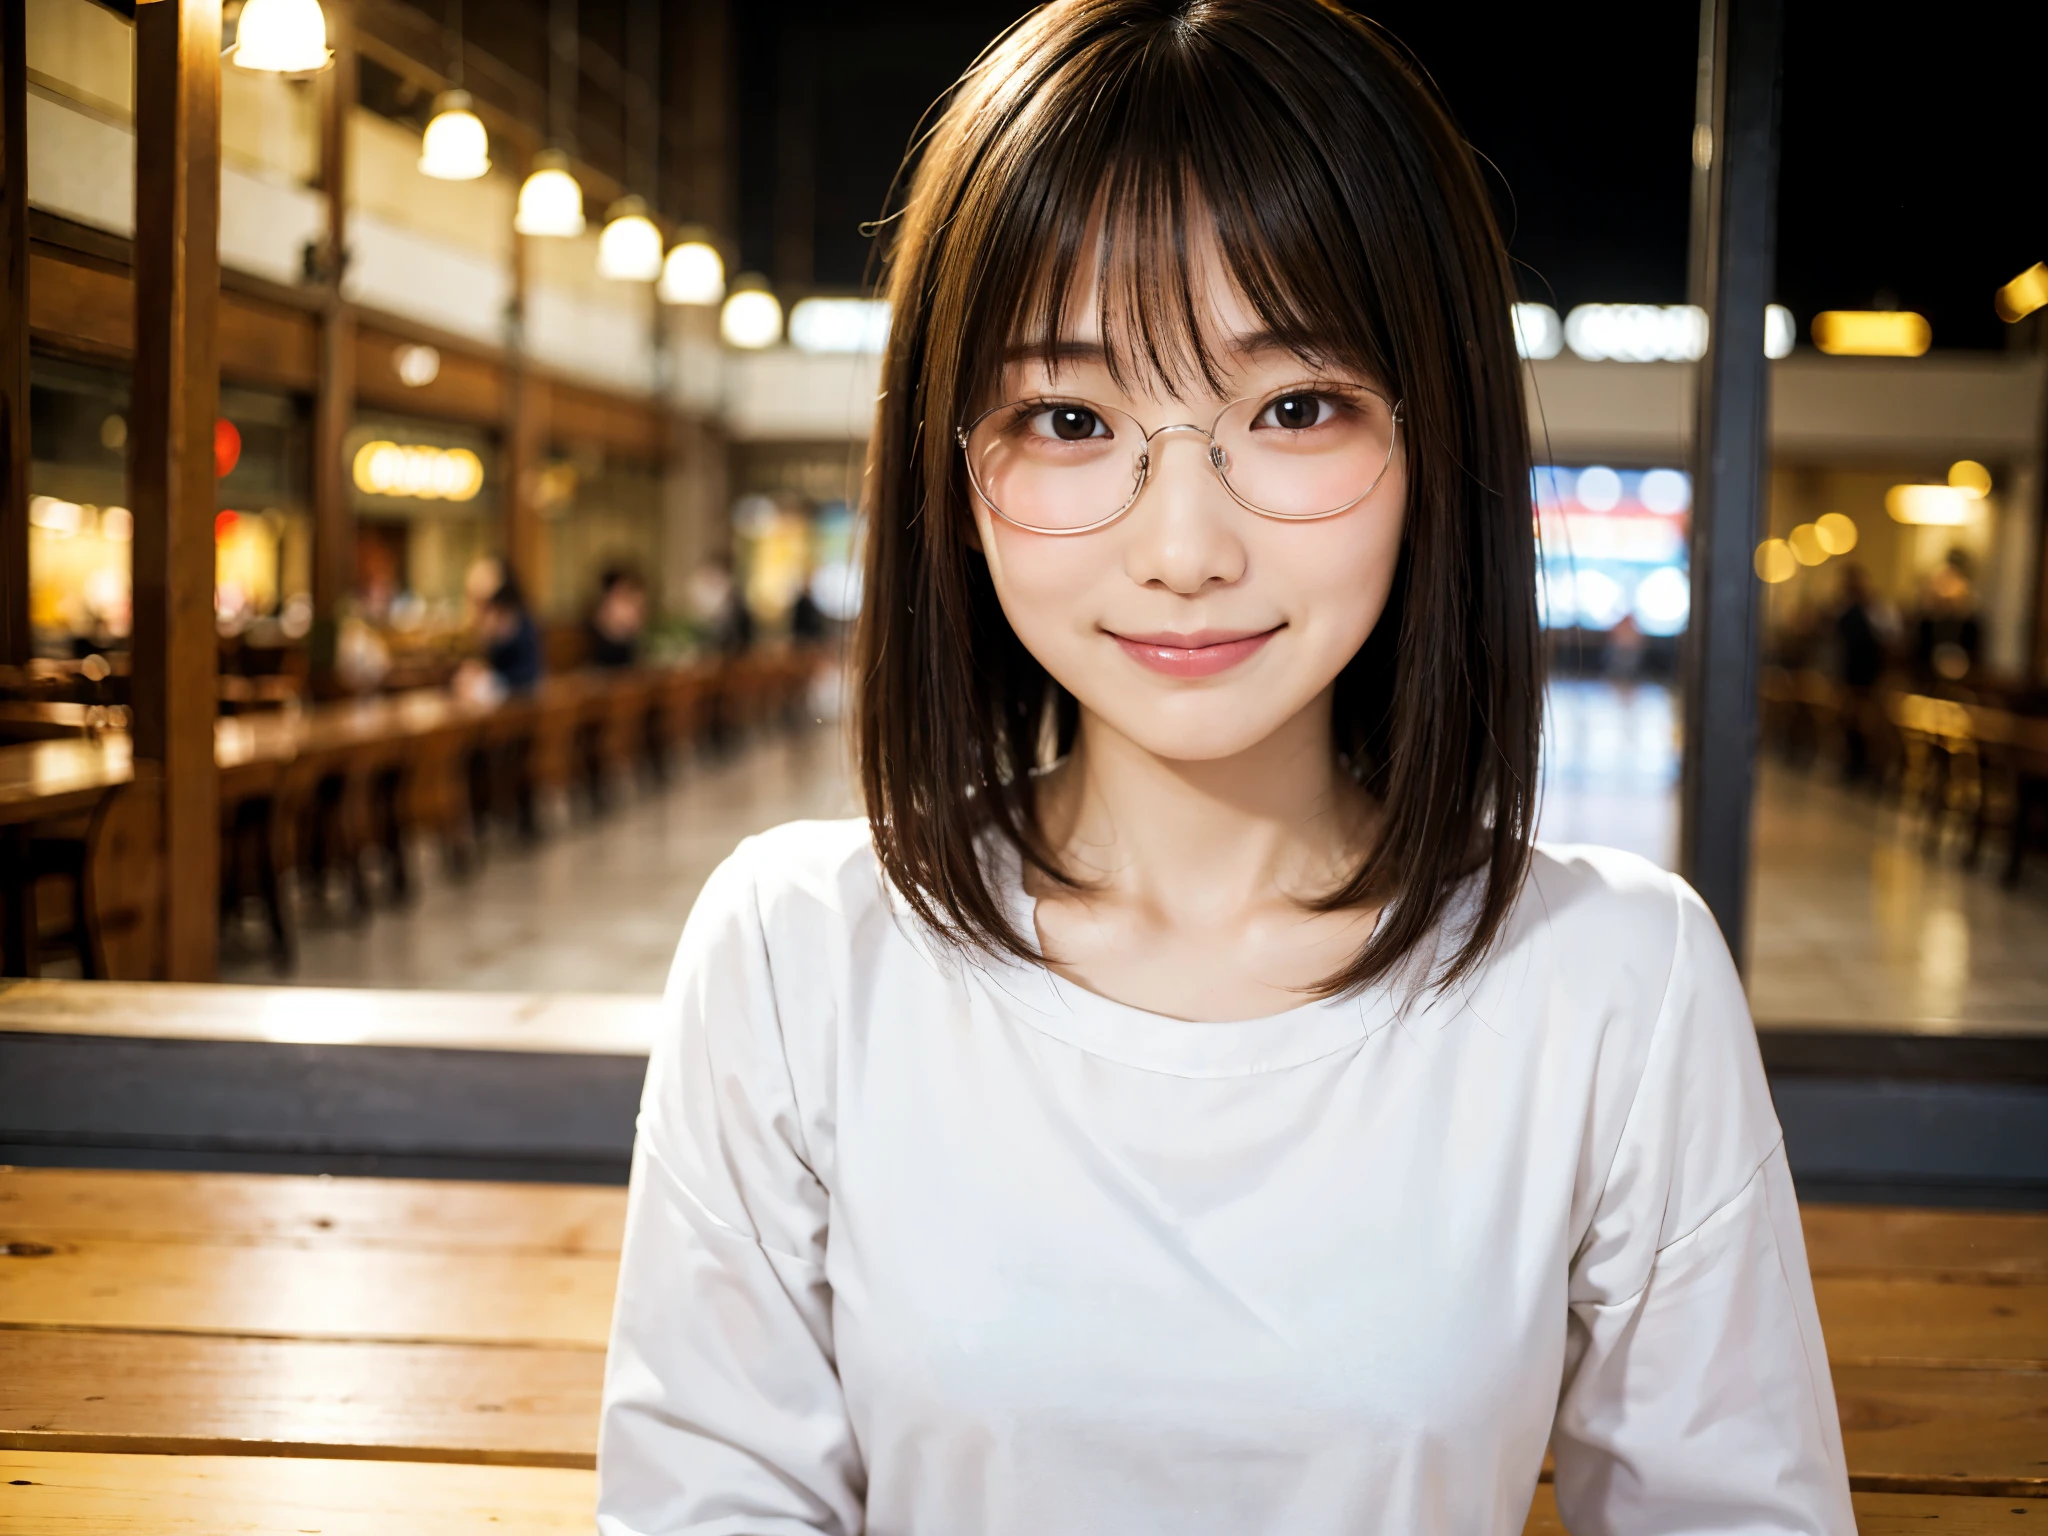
[226,681,2048,1033]
[223,727,859,995]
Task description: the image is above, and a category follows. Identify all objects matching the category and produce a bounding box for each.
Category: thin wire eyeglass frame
[955,386,1405,537]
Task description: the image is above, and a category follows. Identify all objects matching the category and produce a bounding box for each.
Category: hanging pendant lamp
[598,196,664,281]
[516,149,585,238]
[420,91,490,180]
[659,236,725,306]
[232,0,334,74]
[720,273,782,350]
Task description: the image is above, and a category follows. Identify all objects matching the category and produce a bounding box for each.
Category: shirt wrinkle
[1571,870,1688,1263]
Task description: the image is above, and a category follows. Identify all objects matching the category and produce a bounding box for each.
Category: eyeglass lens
[962,384,1398,533]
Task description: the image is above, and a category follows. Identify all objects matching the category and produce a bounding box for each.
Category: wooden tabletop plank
[0,1242,614,1348]
[1834,1364,2048,1496]
[3,1332,2036,1493]
[1803,1205,2048,1282]
[0,980,659,1056]
[0,739,132,824]
[0,1331,600,1468]
[4,1455,2033,1536]
[0,1450,596,1534]
[1816,1277,2048,1368]
[0,1169,624,1256]
[1526,1486,2042,1534]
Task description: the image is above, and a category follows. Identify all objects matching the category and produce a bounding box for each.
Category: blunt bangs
[856,0,1541,997]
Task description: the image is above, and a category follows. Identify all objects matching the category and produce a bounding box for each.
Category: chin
[1079,680,1315,763]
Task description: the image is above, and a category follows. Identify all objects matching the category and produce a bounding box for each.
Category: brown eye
[1046,406,1102,441]
[1263,394,1328,430]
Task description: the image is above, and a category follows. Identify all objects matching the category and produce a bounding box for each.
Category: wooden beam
[1678,0,1782,964]
[128,0,222,982]
[0,0,28,665]
[311,0,356,639]
[504,180,543,604]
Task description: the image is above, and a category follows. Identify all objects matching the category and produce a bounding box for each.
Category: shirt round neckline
[973,838,1398,1078]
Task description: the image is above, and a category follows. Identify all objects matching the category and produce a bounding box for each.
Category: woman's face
[968,248,1408,764]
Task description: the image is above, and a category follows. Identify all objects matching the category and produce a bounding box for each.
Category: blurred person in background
[598,3,1853,1533]
[1831,562,1888,780]
[1912,549,1981,686]
[688,553,754,655]
[588,567,649,670]
[480,574,542,696]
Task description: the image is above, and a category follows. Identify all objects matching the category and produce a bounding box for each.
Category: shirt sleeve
[1551,879,1856,1536]
[598,842,864,1536]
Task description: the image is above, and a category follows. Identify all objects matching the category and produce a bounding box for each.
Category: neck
[1037,689,1370,920]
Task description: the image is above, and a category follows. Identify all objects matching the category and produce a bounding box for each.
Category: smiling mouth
[1107,625,1283,679]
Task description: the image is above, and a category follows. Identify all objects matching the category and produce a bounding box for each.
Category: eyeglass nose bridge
[1133,419,1231,481]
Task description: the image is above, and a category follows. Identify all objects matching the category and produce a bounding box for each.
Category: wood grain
[0,1168,625,1255]
[1803,1205,2048,1283]
[1817,1276,2048,1368]
[1526,1485,2043,1534]
[0,1330,600,1467]
[1833,1364,2048,1496]
[0,1449,598,1533]
[0,1240,614,1347]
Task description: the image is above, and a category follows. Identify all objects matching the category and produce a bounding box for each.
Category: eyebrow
[1003,329,1306,363]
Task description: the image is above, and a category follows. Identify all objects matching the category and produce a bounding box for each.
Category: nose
[1121,427,1247,596]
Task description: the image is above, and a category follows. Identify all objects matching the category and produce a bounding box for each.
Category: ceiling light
[1811,311,1931,357]
[1948,460,1992,498]
[788,297,891,354]
[1511,303,1562,360]
[1814,512,1858,554]
[1886,485,1972,526]
[394,345,441,388]
[1564,304,1708,363]
[720,277,782,349]
[659,240,725,306]
[419,91,489,181]
[1788,523,1828,566]
[1995,263,2048,324]
[231,0,333,74]
[515,150,584,238]
[598,197,663,282]
[1764,304,1795,359]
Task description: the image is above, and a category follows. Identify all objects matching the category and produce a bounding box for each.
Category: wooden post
[130,0,222,981]
[311,0,356,649]
[1678,0,1782,966]
[504,175,543,602]
[0,0,29,666]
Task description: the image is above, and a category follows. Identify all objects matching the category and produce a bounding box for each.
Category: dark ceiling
[732,1,2046,351]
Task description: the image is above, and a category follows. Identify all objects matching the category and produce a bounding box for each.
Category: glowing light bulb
[419,92,489,181]
[659,241,726,306]
[597,198,663,282]
[721,280,783,349]
[231,0,333,74]
[515,150,584,238]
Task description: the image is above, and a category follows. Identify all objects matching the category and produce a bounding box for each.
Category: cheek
[1261,495,1406,649]
[976,509,1111,645]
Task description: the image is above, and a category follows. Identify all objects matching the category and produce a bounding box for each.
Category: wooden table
[2,1167,2044,1506]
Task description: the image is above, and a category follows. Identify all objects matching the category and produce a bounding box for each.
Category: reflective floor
[226,680,2048,1033]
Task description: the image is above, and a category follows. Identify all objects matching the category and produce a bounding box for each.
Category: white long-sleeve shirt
[598,819,1854,1535]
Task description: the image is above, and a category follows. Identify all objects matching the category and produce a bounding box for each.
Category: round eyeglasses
[956,381,1403,536]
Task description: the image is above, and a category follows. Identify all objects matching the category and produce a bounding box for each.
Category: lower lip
[1110,628,1280,678]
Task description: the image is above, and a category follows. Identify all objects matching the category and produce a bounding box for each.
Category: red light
[214,510,240,540]
[214,418,242,479]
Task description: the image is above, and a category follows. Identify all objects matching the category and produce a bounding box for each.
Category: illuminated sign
[351,440,484,502]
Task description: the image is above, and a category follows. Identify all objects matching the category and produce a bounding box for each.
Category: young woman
[599,2,1853,1531]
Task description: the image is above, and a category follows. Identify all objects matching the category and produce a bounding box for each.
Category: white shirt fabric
[599,819,1854,1535]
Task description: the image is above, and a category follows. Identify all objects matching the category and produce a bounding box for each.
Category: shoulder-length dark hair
[854,0,1540,995]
